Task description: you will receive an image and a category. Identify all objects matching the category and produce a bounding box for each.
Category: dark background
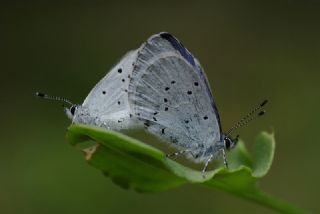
[1,1,319,213]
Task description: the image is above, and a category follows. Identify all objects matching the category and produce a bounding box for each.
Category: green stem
[241,190,309,214]
[201,183,309,214]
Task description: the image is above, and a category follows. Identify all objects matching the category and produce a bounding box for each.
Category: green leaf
[67,125,309,214]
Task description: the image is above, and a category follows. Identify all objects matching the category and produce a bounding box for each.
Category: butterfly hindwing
[78,50,139,130]
[128,33,222,154]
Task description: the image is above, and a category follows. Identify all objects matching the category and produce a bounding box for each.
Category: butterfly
[127,32,267,173]
[37,32,267,174]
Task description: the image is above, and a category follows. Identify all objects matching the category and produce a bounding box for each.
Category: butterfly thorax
[72,106,101,126]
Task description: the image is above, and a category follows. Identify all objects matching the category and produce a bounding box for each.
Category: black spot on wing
[160,33,196,67]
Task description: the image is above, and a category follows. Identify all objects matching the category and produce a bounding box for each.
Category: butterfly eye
[225,137,231,150]
[70,105,76,115]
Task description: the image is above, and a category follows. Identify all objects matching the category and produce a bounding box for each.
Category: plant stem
[241,190,309,214]
[202,182,309,214]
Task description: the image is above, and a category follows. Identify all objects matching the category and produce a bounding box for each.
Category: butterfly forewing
[128,33,222,152]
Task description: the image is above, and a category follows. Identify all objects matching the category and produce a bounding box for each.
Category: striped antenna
[226,99,268,137]
[36,92,74,106]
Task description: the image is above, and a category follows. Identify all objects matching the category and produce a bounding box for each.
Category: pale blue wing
[74,50,140,130]
[128,33,222,153]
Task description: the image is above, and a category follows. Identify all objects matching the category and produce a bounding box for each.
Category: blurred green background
[1,1,319,213]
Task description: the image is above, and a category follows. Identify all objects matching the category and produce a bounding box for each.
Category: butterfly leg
[166,150,190,160]
[221,149,229,168]
[202,154,214,178]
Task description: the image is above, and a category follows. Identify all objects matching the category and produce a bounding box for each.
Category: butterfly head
[224,135,238,150]
[64,104,79,120]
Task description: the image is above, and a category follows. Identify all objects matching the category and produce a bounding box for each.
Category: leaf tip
[252,131,276,177]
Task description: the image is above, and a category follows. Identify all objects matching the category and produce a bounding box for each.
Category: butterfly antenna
[36,92,74,106]
[226,99,268,137]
